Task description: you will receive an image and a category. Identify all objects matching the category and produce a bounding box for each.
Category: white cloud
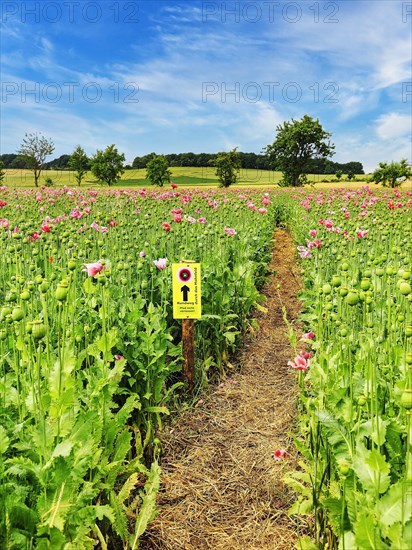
[375,112,411,140]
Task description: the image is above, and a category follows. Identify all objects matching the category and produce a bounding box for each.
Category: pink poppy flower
[299,349,312,360]
[139,250,146,257]
[309,229,317,237]
[174,214,182,223]
[258,208,267,214]
[357,229,369,238]
[153,258,168,270]
[297,246,311,258]
[273,449,287,460]
[41,223,51,233]
[197,217,207,224]
[170,182,178,189]
[162,222,171,231]
[224,227,237,236]
[114,355,124,361]
[302,331,315,340]
[29,231,41,242]
[288,355,309,371]
[90,221,100,232]
[83,261,105,277]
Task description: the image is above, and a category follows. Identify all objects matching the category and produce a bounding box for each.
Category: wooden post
[182,318,195,394]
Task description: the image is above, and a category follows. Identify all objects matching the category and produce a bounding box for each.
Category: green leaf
[378,482,412,529]
[83,277,97,294]
[51,440,73,459]
[97,328,118,353]
[316,410,353,462]
[353,443,390,495]
[295,535,319,549]
[0,425,10,454]
[130,460,161,549]
[359,417,388,446]
[118,472,139,504]
[338,531,356,550]
[145,406,170,415]
[355,510,388,549]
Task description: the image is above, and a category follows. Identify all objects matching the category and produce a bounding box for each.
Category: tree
[0,160,5,183]
[146,154,172,187]
[335,169,343,181]
[16,133,55,187]
[90,144,125,186]
[69,146,89,186]
[264,115,335,187]
[210,147,241,188]
[370,160,412,188]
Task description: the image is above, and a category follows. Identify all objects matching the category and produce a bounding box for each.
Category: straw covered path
[142,229,303,550]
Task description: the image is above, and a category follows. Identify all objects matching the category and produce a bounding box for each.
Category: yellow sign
[172,263,202,319]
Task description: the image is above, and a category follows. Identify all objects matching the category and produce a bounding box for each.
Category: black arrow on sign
[181,285,190,301]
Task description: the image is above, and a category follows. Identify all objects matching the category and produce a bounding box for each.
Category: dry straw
[141,230,305,550]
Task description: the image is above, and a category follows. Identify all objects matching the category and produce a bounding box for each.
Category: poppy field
[288,186,412,549]
[0,183,411,549]
[0,184,285,549]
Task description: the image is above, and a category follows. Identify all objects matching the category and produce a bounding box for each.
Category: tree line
[1,116,410,188]
[0,151,364,175]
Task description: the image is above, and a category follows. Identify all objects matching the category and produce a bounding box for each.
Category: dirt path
[142,229,302,550]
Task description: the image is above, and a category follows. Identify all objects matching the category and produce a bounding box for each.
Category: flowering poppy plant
[224,227,237,236]
[153,258,168,270]
[83,261,105,277]
[288,355,310,371]
[273,449,287,460]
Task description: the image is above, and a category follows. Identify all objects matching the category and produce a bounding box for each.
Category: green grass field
[1,166,376,189]
[4,166,410,190]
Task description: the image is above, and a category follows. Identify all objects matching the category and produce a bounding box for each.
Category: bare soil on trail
[141,229,303,550]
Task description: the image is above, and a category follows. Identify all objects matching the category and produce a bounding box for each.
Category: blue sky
[1,0,411,172]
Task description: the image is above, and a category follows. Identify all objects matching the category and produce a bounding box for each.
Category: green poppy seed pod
[31,321,46,341]
[360,279,370,291]
[1,306,12,320]
[20,290,31,301]
[338,461,350,476]
[322,283,332,295]
[0,329,7,341]
[11,307,24,322]
[406,326,412,337]
[332,275,342,287]
[40,280,50,294]
[400,282,411,296]
[401,389,412,410]
[55,281,69,302]
[68,259,77,271]
[346,291,359,306]
[406,354,412,365]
